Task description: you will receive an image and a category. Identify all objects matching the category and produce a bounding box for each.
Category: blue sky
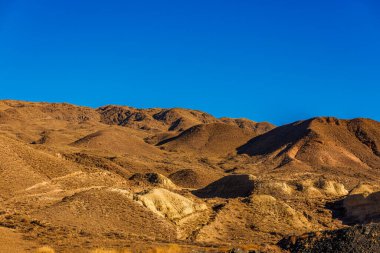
[0,0,379,125]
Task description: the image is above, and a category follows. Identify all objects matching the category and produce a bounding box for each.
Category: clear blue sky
[0,0,379,125]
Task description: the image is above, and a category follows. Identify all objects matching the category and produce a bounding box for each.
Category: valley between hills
[0,100,379,253]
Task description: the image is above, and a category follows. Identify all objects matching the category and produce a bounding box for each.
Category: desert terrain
[0,100,379,252]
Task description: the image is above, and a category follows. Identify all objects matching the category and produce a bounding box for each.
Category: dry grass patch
[34,246,55,253]
[144,245,184,253]
[90,249,132,253]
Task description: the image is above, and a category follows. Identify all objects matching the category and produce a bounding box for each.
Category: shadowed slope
[237,117,380,173]
[330,190,380,225]
[169,169,201,188]
[279,224,380,253]
[193,174,255,198]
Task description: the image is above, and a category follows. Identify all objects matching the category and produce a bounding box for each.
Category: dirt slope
[158,123,258,157]
[1,100,380,252]
[0,227,37,253]
[70,127,162,157]
[33,188,177,240]
[237,117,380,183]
[0,134,79,199]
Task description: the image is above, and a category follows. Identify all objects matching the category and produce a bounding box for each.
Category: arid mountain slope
[220,117,274,134]
[158,123,259,156]
[0,100,101,146]
[0,100,99,124]
[237,117,380,183]
[1,100,380,252]
[0,100,272,145]
[70,127,163,157]
[32,188,178,241]
[97,105,220,132]
[0,134,79,199]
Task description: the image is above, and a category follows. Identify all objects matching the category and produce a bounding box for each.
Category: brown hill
[193,174,255,198]
[168,169,201,188]
[32,188,178,243]
[237,117,380,183]
[0,100,101,145]
[220,117,275,134]
[97,105,274,135]
[0,100,274,148]
[97,105,219,132]
[196,195,313,245]
[0,134,79,199]
[2,100,380,252]
[157,123,259,157]
[0,100,99,124]
[70,127,162,157]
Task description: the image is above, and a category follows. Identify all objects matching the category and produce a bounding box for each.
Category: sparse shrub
[144,244,184,253]
[90,249,132,253]
[34,246,55,253]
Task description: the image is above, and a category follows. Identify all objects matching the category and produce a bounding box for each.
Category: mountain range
[0,100,379,252]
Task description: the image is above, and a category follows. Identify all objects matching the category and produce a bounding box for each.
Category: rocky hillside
[237,117,380,186]
[0,100,379,252]
[279,224,380,253]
